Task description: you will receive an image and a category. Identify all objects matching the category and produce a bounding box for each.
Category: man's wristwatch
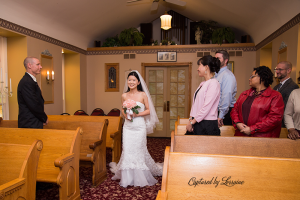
[189,117,193,121]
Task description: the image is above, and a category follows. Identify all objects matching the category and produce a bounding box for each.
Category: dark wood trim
[87,43,256,55]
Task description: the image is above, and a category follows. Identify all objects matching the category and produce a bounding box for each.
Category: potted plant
[152,40,158,46]
[161,38,168,45]
[119,27,144,46]
[161,38,175,45]
[102,35,120,47]
[193,20,218,44]
[212,27,235,45]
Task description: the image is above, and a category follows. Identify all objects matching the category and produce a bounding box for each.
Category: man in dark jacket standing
[17,57,48,128]
[273,61,299,127]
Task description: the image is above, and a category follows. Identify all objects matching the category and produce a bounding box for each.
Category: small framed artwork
[105,63,119,92]
[227,61,234,73]
[157,51,177,62]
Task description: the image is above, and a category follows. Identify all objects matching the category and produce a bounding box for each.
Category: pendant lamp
[160,11,172,30]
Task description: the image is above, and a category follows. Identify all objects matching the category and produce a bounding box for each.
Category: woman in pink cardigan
[186,55,221,135]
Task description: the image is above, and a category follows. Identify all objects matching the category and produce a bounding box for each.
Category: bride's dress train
[109,102,163,187]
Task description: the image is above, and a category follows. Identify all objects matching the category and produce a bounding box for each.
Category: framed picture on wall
[105,63,119,92]
[227,61,234,73]
[157,51,177,62]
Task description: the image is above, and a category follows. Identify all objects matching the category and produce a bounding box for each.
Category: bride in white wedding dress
[109,70,163,187]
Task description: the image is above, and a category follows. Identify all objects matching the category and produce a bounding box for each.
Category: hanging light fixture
[160,11,172,30]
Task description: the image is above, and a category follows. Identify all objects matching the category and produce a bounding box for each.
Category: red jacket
[230,86,284,137]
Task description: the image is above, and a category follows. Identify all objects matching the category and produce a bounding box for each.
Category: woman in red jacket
[230,66,284,137]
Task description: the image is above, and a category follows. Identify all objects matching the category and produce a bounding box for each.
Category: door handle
[163,101,170,112]
[167,101,170,112]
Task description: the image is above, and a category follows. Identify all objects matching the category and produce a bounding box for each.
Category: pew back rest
[174,121,186,136]
[0,143,33,184]
[219,126,288,137]
[161,147,300,200]
[177,116,189,125]
[174,120,236,136]
[0,118,107,155]
[47,115,122,148]
[175,117,288,138]
[0,140,42,200]
[0,128,80,175]
[280,127,288,138]
[171,134,300,158]
[0,118,18,128]
[219,125,235,136]
[44,120,107,155]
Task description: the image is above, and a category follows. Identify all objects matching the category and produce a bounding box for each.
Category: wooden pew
[46,120,108,186]
[0,118,108,186]
[173,122,235,136]
[177,115,189,125]
[176,116,289,138]
[280,127,288,138]
[47,115,123,162]
[173,121,186,136]
[0,140,42,200]
[0,128,82,200]
[219,125,235,136]
[171,131,300,158]
[176,116,235,136]
[156,146,300,200]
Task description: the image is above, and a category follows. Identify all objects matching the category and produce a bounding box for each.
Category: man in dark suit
[17,57,48,128]
[273,61,299,127]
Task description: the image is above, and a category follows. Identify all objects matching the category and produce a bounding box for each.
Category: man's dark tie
[277,83,282,91]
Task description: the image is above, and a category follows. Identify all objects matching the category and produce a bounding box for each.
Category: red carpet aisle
[36,137,171,200]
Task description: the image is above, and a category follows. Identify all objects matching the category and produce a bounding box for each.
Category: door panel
[168,68,189,135]
[147,68,168,137]
[146,66,189,137]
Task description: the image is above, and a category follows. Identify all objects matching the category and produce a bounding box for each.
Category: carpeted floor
[36,137,171,200]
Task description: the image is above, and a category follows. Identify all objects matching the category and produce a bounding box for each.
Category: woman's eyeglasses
[249,75,258,79]
[274,68,286,71]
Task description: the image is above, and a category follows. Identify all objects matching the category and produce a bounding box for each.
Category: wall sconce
[46,70,54,84]
[46,71,50,84]
[52,71,55,81]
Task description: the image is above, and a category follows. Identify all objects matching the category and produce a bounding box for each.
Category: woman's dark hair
[253,66,274,87]
[126,71,144,92]
[197,55,221,73]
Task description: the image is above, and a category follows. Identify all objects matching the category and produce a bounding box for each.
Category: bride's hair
[126,71,144,92]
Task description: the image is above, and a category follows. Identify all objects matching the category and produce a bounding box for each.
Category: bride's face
[128,75,140,90]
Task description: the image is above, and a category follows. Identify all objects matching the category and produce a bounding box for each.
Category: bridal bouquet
[123,99,141,122]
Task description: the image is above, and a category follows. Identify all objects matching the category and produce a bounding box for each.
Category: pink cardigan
[190,78,220,122]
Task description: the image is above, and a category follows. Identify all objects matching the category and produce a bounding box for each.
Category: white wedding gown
[109,102,163,187]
